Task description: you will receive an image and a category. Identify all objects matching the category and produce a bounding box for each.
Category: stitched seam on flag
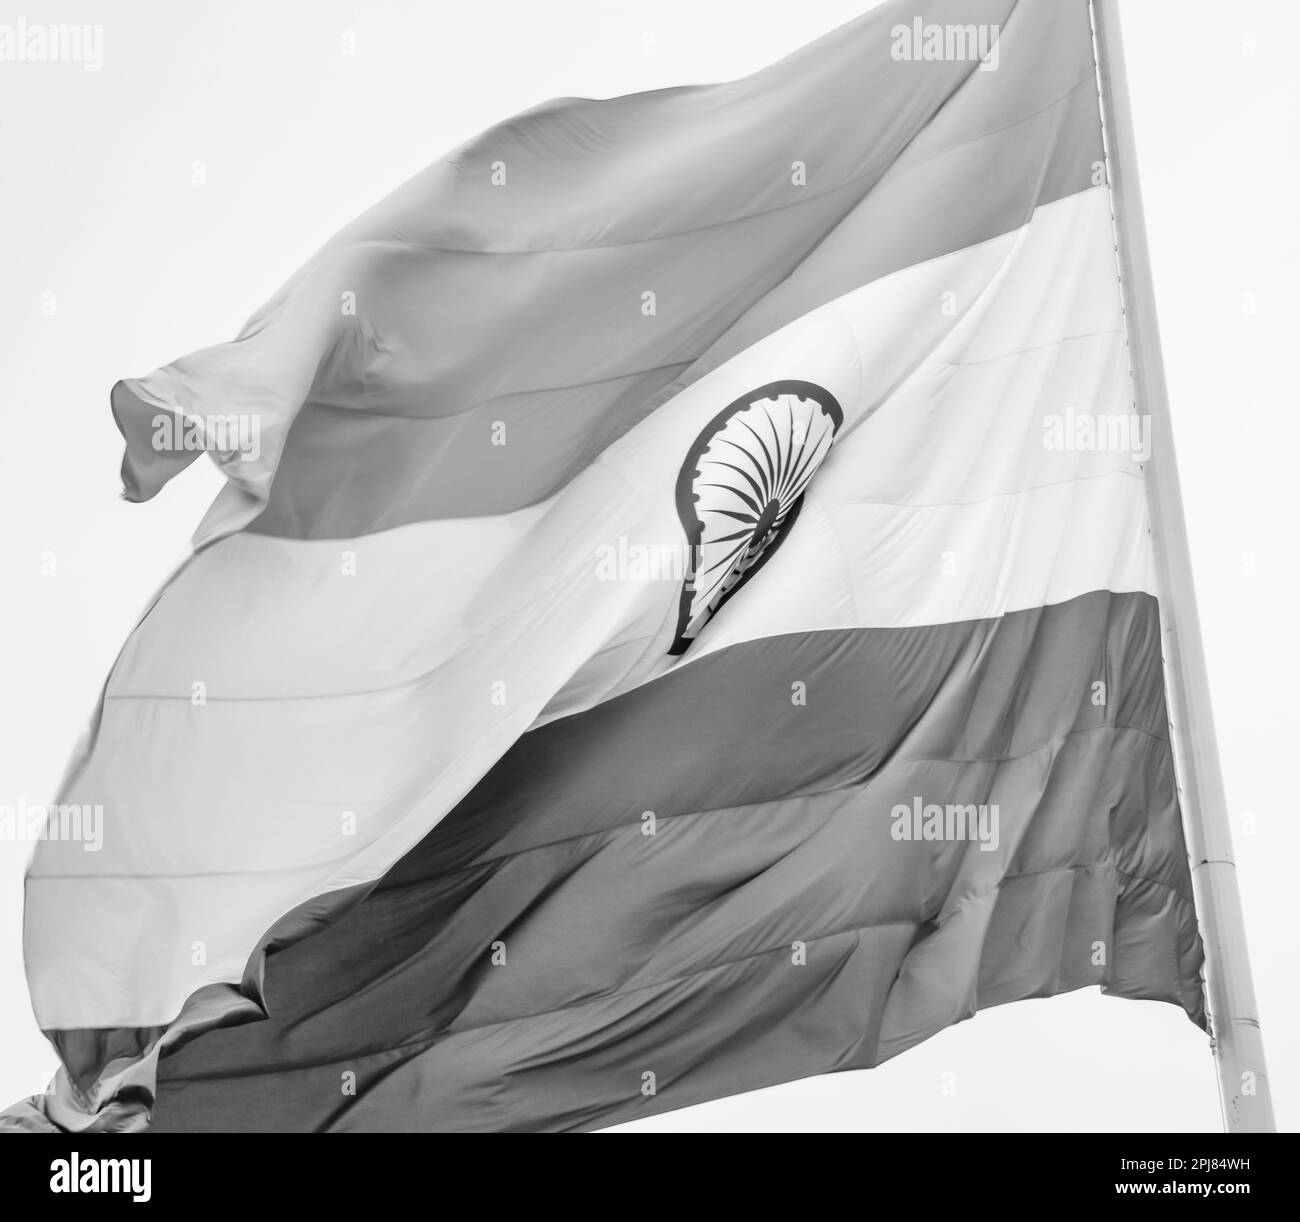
[25,857,374,882]
[94,578,1148,706]
[939,327,1125,368]
[22,721,1173,884]
[435,867,1197,1039]
[302,358,695,421]
[321,76,1096,261]
[906,720,1171,765]
[101,476,1151,707]
[822,466,1144,513]
[157,864,1198,1083]
[372,722,1171,886]
[288,216,1110,433]
[98,562,1153,706]
[857,71,1100,205]
[554,72,1098,429]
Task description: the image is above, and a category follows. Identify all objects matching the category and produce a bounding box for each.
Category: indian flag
[7,0,1207,1133]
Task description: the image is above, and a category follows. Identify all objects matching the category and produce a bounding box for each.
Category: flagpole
[1090,0,1274,1133]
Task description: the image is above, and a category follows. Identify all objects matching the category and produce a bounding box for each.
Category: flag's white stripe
[28,185,1145,1028]
[685,472,1150,663]
[556,182,1150,692]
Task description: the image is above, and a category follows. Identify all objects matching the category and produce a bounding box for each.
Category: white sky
[0,0,1295,1131]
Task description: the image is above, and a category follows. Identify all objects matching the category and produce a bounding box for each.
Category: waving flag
[7,0,1207,1133]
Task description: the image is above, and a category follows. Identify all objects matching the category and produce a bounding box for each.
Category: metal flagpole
[1090,0,1275,1132]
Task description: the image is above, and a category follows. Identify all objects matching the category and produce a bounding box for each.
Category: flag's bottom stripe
[145,590,1202,1132]
[156,863,1197,1133]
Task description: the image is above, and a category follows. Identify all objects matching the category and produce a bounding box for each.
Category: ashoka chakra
[669,379,843,655]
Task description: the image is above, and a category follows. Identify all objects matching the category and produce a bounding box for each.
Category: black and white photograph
[0,0,1294,1195]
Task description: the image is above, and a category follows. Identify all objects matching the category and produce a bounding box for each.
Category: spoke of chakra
[707,508,763,526]
[735,417,779,489]
[775,417,834,505]
[708,454,768,505]
[697,481,762,516]
[777,447,827,511]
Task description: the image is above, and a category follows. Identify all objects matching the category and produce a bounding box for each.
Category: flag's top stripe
[112,0,1103,541]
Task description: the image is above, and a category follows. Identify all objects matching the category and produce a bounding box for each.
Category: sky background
[0,0,1295,1131]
